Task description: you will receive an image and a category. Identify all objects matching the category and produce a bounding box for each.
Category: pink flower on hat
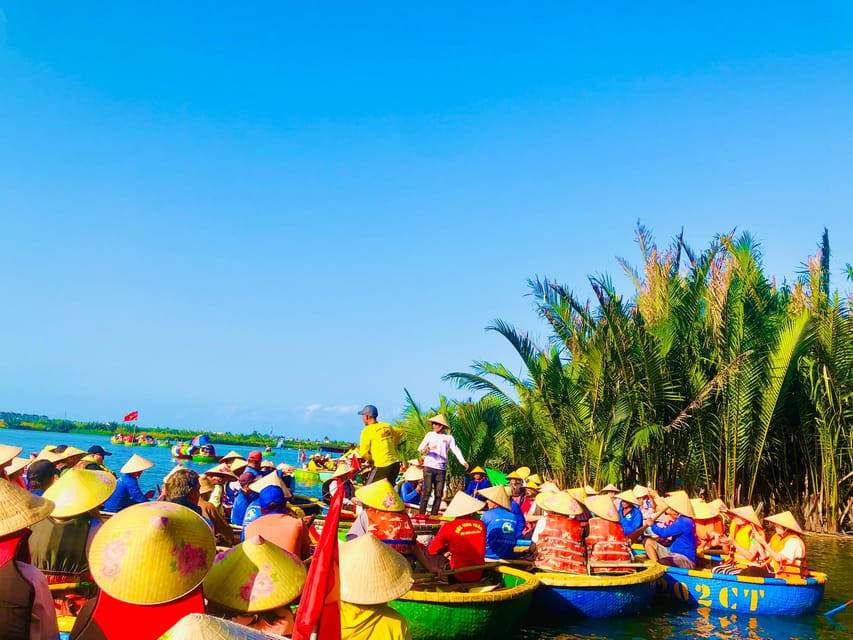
[381,494,397,509]
[239,567,276,603]
[100,534,130,578]
[172,542,208,576]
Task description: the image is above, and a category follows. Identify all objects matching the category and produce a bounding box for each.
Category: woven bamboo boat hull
[191,455,220,463]
[531,563,665,619]
[388,566,538,640]
[660,567,827,615]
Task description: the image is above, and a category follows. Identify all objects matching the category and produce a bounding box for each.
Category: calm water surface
[3,429,851,639]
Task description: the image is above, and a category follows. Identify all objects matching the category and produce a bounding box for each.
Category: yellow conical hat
[218,451,245,464]
[514,467,531,480]
[230,459,248,474]
[478,485,511,511]
[525,480,541,490]
[584,484,597,496]
[160,613,277,640]
[339,534,413,605]
[120,454,154,475]
[690,498,715,520]
[764,510,803,534]
[567,487,586,503]
[43,469,116,518]
[616,490,640,506]
[89,502,215,605]
[355,479,405,512]
[443,491,485,519]
[504,471,523,481]
[539,492,584,516]
[0,478,54,537]
[707,498,726,514]
[724,505,761,528]
[601,483,620,493]
[37,445,86,465]
[203,536,306,612]
[469,466,486,475]
[0,444,23,468]
[662,491,695,518]
[248,472,292,498]
[526,474,542,485]
[331,464,352,479]
[585,495,621,522]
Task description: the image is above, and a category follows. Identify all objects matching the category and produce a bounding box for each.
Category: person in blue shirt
[478,485,521,560]
[230,471,258,526]
[398,466,423,507]
[643,490,697,568]
[464,467,492,501]
[241,485,288,540]
[617,490,644,539]
[103,454,155,512]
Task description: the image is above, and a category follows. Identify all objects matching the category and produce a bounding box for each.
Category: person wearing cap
[198,475,234,546]
[426,491,487,582]
[712,505,770,576]
[339,534,413,640]
[203,536,306,636]
[532,492,587,574]
[464,466,491,500]
[758,511,807,578]
[26,460,60,496]
[245,451,263,478]
[416,414,468,517]
[230,472,259,527]
[478,485,522,560]
[398,466,423,508]
[357,405,404,484]
[102,454,155,513]
[75,446,115,476]
[642,490,697,569]
[241,486,289,539]
[163,468,203,516]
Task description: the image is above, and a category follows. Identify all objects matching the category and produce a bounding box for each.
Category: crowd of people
[0,404,810,639]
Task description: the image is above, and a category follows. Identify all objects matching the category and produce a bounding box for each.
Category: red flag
[300,448,307,463]
[350,452,360,471]
[292,475,344,640]
[123,411,139,422]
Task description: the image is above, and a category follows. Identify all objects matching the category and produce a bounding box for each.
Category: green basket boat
[388,565,539,640]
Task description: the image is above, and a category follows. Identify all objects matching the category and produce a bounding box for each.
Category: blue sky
[2,3,852,441]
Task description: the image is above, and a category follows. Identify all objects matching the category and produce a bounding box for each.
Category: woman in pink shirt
[417,415,468,516]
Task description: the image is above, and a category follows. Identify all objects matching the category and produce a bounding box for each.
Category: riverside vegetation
[398,226,852,534]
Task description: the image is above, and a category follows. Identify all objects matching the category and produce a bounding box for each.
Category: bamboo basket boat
[530,562,665,619]
[660,566,827,616]
[388,565,538,640]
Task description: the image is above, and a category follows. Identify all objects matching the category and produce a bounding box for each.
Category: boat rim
[536,562,666,587]
[664,566,827,586]
[396,565,539,604]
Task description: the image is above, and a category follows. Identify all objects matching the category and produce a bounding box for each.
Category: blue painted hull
[661,567,827,616]
[531,564,666,619]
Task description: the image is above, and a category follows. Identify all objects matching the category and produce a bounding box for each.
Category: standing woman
[417,414,468,516]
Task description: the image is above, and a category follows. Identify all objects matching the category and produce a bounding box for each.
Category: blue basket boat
[660,566,827,616]
[530,563,666,619]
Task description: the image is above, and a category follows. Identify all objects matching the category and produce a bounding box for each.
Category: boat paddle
[825,598,853,617]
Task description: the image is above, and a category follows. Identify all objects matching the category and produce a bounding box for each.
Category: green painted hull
[389,566,538,640]
[192,455,220,463]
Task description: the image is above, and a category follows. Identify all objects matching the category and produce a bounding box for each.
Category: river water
[3,429,851,639]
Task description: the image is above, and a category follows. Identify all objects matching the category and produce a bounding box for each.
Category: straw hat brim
[43,469,117,518]
[204,464,237,481]
[218,451,245,463]
[4,457,29,477]
[585,495,621,522]
[538,482,560,494]
[120,454,154,475]
[764,511,803,534]
[340,535,413,605]
[662,491,695,519]
[0,444,24,467]
[249,472,292,498]
[540,492,583,516]
[331,465,352,479]
[428,414,450,428]
[443,491,485,519]
[0,479,55,537]
[633,484,650,498]
[469,466,486,475]
[403,467,423,482]
[616,490,640,506]
[514,467,531,480]
[161,613,281,640]
[725,506,762,528]
[478,485,511,511]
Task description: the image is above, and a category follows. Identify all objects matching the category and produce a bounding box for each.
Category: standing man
[357,405,404,484]
[417,414,468,516]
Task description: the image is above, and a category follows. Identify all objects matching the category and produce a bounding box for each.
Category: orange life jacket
[769,532,807,578]
[727,521,767,567]
[534,514,586,574]
[694,516,724,543]
[586,517,632,574]
[365,509,416,559]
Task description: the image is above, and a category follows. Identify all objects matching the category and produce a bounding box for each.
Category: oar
[825,598,853,617]
[412,564,493,581]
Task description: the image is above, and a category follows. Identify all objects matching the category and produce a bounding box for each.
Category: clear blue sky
[2,3,852,441]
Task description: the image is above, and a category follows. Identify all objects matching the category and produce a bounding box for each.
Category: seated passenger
[642,490,697,569]
[713,505,770,577]
[478,485,521,560]
[616,489,644,540]
[760,511,807,578]
[427,492,486,582]
[398,466,423,508]
[532,491,586,574]
[691,498,725,555]
[585,494,633,573]
[464,466,491,500]
[102,455,155,513]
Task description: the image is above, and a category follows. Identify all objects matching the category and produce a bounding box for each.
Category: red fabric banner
[292,474,344,640]
[123,411,139,422]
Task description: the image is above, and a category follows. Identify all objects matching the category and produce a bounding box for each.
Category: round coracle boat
[388,565,539,640]
[531,562,666,619]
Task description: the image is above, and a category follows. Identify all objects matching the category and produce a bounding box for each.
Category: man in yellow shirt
[357,405,403,484]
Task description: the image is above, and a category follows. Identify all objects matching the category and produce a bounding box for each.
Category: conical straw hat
[525,480,541,490]
[37,445,86,465]
[567,487,586,503]
[584,484,597,496]
[707,498,726,514]
[260,459,275,469]
[478,485,511,511]
[504,471,523,481]
[230,459,248,474]
[160,613,281,640]
[514,467,531,480]
[89,502,215,605]
[725,505,761,528]
[120,454,154,475]
[469,466,486,475]
[43,469,116,518]
[526,474,542,485]
[249,472,292,498]
[0,478,54,537]
[764,510,803,534]
[403,466,423,482]
[616,490,640,506]
[0,444,23,468]
[4,457,29,478]
[427,414,450,428]
[203,536,306,612]
[585,495,621,522]
[690,499,716,520]
[662,491,695,519]
[443,491,485,519]
[601,483,620,493]
[633,484,650,498]
[218,451,245,464]
[355,479,405,512]
[331,464,352,479]
[339,534,413,605]
[538,482,560,494]
[204,463,237,482]
[539,492,583,516]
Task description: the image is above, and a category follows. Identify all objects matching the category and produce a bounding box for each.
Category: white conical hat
[159,613,276,640]
[248,472,292,498]
[478,485,511,510]
[120,454,154,475]
[339,534,413,605]
[0,444,23,468]
[764,510,803,534]
[443,491,485,519]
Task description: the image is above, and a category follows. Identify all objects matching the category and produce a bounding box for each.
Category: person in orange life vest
[642,490,697,569]
[346,479,437,572]
[757,511,807,578]
[0,479,59,640]
[532,490,587,574]
[584,494,634,573]
[691,498,725,555]
[427,491,487,582]
[712,505,771,577]
[203,536,306,637]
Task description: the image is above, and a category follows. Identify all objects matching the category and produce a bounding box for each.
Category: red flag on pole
[123,411,139,422]
[300,448,307,463]
[292,475,344,640]
[350,452,360,471]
